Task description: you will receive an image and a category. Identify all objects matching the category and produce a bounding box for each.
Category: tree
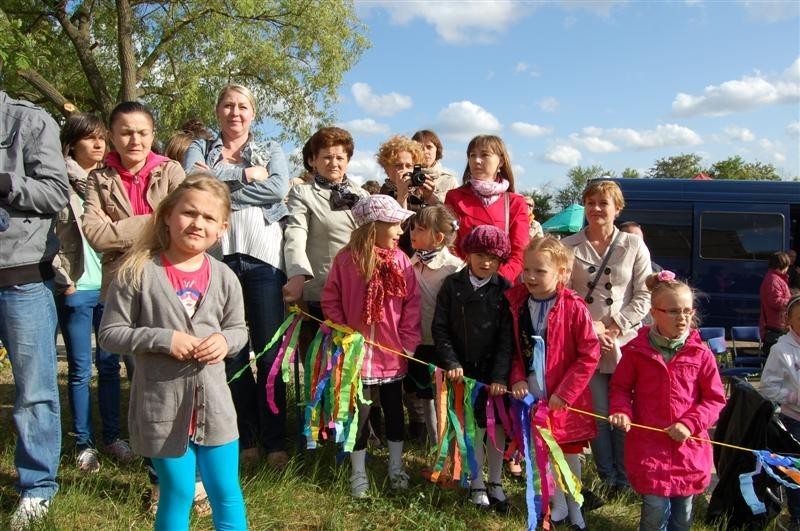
[709,156,781,181]
[621,167,640,179]
[0,1,368,144]
[554,165,613,209]
[647,153,703,179]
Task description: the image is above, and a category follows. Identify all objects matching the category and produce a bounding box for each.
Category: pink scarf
[470,178,509,206]
[363,247,407,325]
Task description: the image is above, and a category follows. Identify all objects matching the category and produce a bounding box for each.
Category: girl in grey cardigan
[99,174,249,531]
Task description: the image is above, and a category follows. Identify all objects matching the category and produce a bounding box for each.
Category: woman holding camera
[411,129,458,205]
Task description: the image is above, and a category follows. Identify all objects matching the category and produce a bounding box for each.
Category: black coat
[431,268,513,385]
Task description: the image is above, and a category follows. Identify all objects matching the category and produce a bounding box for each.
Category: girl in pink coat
[321,195,421,498]
[508,237,600,530]
[609,271,726,531]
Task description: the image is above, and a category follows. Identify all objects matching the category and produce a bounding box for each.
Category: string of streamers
[234,307,800,528]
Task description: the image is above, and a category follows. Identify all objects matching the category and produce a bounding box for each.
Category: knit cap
[461,224,511,262]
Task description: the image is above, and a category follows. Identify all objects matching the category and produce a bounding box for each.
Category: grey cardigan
[98,255,248,458]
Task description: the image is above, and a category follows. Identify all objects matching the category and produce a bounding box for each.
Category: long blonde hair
[345,222,378,280]
[115,173,231,288]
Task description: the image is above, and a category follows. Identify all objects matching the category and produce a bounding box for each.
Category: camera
[404,164,427,187]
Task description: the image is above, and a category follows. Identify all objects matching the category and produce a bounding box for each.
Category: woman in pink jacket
[321,195,421,498]
[760,251,792,356]
[609,271,725,531]
[445,135,529,284]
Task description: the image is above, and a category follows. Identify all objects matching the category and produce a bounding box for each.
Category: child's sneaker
[106,439,136,463]
[389,469,410,490]
[10,496,50,530]
[350,472,369,498]
[469,488,490,509]
[76,448,100,473]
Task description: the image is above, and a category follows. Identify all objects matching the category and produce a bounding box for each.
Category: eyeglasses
[654,308,695,318]
[526,204,535,210]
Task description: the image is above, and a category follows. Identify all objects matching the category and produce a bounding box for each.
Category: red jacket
[609,328,726,497]
[507,284,600,444]
[760,269,791,338]
[445,185,529,284]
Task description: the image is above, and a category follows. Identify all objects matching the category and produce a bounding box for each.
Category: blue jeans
[151,440,247,531]
[0,281,61,499]
[590,372,628,487]
[56,289,122,448]
[223,254,287,452]
[781,414,800,522]
[639,494,693,531]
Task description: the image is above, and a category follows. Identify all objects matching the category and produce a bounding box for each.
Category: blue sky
[315,0,800,193]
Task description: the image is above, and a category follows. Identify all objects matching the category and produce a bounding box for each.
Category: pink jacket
[445,185,530,284]
[321,248,421,379]
[609,328,726,497]
[506,284,601,445]
[760,269,791,338]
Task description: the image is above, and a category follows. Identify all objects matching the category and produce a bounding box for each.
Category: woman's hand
[489,383,507,396]
[193,161,211,172]
[418,179,437,203]
[666,422,691,442]
[511,381,529,400]
[170,331,199,361]
[64,286,77,296]
[282,275,306,303]
[244,166,268,183]
[548,393,567,411]
[394,173,412,208]
[592,320,606,335]
[193,333,229,364]
[609,413,631,431]
[445,367,464,382]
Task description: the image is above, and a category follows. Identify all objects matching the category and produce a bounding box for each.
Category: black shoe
[581,487,605,512]
[486,482,511,514]
[552,518,586,530]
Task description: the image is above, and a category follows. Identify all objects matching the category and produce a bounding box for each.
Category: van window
[620,209,692,260]
[700,212,784,260]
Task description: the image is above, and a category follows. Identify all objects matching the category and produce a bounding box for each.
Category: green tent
[541,204,585,233]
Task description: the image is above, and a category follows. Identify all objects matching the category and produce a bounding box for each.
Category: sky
[308,0,800,193]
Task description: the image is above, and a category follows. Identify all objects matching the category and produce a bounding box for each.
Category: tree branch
[17,68,77,116]
[135,8,211,81]
[116,0,137,101]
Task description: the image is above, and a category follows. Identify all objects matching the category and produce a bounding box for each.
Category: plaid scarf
[363,246,407,325]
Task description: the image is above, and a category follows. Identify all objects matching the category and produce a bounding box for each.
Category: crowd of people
[1,82,799,531]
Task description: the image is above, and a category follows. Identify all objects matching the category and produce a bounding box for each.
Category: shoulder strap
[504,192,510,233]
[584,230,623,303]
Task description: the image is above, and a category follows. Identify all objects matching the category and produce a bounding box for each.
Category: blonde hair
[645,273,699,327]
[376,135,425,171]
[345,222,378,280]
[462,135,516,192]
[216,84,258,116]
[115,174,231,288]
[582,180,625,210]
[525,237,573,272]
[411,205,458,247]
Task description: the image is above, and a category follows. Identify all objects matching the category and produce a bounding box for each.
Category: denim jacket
[183,135,289,223]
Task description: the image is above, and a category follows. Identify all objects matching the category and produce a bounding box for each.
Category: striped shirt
[216,161,284,271]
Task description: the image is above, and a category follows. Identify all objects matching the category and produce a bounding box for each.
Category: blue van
[611,178,800,328]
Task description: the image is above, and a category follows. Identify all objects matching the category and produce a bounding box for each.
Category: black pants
[354,380,404,451]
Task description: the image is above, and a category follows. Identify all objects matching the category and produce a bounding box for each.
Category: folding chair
[712,336,759,384]
[699,327,725,343]
[730,326,764,368]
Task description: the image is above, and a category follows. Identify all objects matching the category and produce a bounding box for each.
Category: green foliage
[709,156,781,181]
[647,153,703,179]
[1,0,369,144]
[621,167,640,179]
[555,165,613,209]
[519,189,553,220]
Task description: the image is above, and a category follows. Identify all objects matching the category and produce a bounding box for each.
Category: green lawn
[0,357,789,530]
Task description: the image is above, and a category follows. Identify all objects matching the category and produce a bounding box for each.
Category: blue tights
[151,440,247,531]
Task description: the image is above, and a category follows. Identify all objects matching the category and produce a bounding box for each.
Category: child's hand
[445,367,464,382]
[193,333,229,364]
[170,331,200,361]
[666,422,691,442]
[608,413,631,432]
[548,393,567,411]
[488,383,506,396]
[510,381,529,400]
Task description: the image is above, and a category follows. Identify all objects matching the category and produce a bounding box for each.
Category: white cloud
[512,164,526,175]
[568,130,620,153]
[742,1,800,22]
[538,96,560,113]
[515,62,529,73]
[510,121,553,138]
[603,124,702,149]
[542,144,582,166]
[722,126,756,142]
[671,57,800,117]
[380,2,527,44]
[337,118,390,136]
[787,121,800,138]
[756,138,787,164]
[435,101,502,141]
[346,150,382,184]
[351,82,413,117]
[486,70,495,80]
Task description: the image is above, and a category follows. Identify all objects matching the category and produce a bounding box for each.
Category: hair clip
[451,219,460,232]
[657,270,676,282]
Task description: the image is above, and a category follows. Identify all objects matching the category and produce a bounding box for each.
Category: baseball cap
[352,194,414,227]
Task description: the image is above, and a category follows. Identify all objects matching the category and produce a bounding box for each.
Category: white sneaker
[389,469,409,490]
[350,472,369,498]
[76,448,100,473]
[10,497,50,530]
[105,439,136,463]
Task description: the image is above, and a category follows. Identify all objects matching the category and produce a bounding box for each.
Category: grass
[0,354,790,530]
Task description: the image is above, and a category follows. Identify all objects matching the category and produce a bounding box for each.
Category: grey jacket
[98,256,248,458]
[0,91,69,287]
[183,135,289,223]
